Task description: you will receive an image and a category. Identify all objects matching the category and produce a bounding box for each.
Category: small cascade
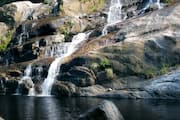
[44,43,70,58]
[17,64,34,95]
[102,0,125,35]
[19,64,32,85]
[52,0,61,15]
[18,24,29,46]
[41,33,89,95]
[141,0,162,14]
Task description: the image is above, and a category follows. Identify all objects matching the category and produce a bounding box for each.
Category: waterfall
[141,0,162,14]
[44,43,70,58]
[52,0,61,15]
[102,0,125,35]
[18,24,29,46]
[19,64,32,85]
[41,32,90,95]
[17,64,34,95]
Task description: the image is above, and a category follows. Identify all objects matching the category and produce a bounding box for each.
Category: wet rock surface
[79,100,124,120]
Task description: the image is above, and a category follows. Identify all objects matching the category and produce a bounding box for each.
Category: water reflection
[0,96,180,120]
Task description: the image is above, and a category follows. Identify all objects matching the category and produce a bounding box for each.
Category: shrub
[162,0,176,5]
[100,58,110,70]
[159,64,169,75]
[144,69,156,79]
[0,30,14,52]
[90,62,99,70]
[105,68,114,80]
[43,0,50,4]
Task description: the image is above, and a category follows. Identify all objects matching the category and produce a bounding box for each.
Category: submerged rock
[79,100,124,120]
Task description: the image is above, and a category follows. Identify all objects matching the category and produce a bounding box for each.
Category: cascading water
[102,0,125,35]
[41,33,90,95]
[17,64,34,95]
[141,0,162,14]
[44,43,70,58]
[19,64,32,84]
[18,24,29,46]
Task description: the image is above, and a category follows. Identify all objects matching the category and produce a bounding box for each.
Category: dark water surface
[0,95,180,120]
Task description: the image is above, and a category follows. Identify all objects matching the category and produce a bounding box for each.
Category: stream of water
[40,33,90,95]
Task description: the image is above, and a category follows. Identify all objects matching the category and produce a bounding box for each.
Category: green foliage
[159,64,169,75]
[90,62,100,70]
[143,69,156,79]
[0,30,14,52]
[43,0,50,4]
[162,0,176,5]
[100,58,110,70]
[59,21,74,42]
[105,68,114,80]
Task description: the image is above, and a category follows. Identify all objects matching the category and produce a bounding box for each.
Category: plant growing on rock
[100,58,111,70]
[0,30,14,52]
[162,0,176,5]
[105,68,114,80]
[159,64,169,75]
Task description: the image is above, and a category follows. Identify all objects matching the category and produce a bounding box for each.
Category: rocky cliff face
[53,3,180,99]
[0,0,179,98]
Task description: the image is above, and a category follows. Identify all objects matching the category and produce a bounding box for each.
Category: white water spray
[102,0,125,35]
[17,64,35,95]
[142,0,162,13]
[18,24,29,46]
[41,33,89,95]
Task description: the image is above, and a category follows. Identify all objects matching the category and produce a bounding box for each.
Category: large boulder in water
[79,100,124,120]
[5,80,18,94]
[51,81,77,96]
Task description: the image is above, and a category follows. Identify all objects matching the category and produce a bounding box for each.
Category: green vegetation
[90,62,100,70]
[143,68,156,79]
[0,30,14,52]
[59,21,74,42]
[105,68,114,80]
[43,0,50,4]
[159,64,169,75]
[100,58,111,70]
[162,0,176,5]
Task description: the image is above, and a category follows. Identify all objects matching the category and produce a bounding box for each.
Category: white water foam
[102,0,125,35]
[41,32,90,95]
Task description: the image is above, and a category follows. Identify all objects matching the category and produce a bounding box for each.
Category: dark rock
[0,116,5,120]
[51,81,77,97]
[8,70,22,77]
[0,76,6,94]
[18,83,29,95]
[77,85,106,97]
[57,66,96,87]
[5,80,18,94]
[79,100,124,120]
